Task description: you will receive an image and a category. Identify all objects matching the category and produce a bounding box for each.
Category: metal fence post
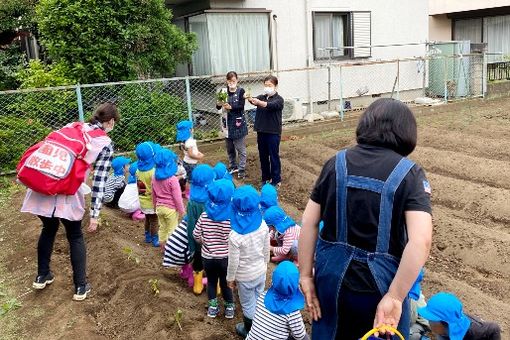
[185,77,193,122]
[443,56,448,103]
[75,84,84,122]
[482,52,487,98]
[339,65,344,121]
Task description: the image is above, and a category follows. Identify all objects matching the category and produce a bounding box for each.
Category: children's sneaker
[237,170,246,179]
[132,210,145,221]
[228,166,239,174]
[151,234,159,247]
[73,283,91,301]
[224,303,235,319]
[207,299,219,318]
[33,272,55,290]
[144,231,151,243]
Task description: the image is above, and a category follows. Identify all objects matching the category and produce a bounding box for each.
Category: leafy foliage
[35,0,197,83]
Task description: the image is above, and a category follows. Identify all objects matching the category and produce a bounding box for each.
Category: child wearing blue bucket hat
[264,206,301,264]
[176,120,204,182]
[118,161,145,221]
[152,149,185,251]
[136,142,159,247]
[418,292,501,340]
[213,162,233,181]
[226,185,270,338]
[260,183,278,214]
[193,179,236,319]
[409,269,430,340]
[187,164,215,294]
[103,156,131,208]
[247,261,309,340]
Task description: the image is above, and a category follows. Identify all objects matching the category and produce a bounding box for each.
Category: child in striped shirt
[264,206,301,263]
[152,149,185,252]
[193,179,235,319]
[227,185,270,338]
[103,156,131,208]
[187,164,215,294]
[247,261,309,340]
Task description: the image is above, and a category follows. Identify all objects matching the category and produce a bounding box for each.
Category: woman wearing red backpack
[20,102,119,301]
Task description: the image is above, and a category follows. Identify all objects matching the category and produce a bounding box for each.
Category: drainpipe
[304,0,313,115]
[273,14,279,74]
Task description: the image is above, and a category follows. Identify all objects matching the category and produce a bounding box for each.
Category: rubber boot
[180,264,192,280]
[151,234,159,247]
[144,230,151,243]
[217,282,221,296]
[235,316,252,338]
[193,270,204,295]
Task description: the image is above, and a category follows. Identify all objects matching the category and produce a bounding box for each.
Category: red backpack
[17,122,107,196]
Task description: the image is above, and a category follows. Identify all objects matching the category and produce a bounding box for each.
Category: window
[313,12,349,60]
[313,11,371,60]
[187,12,271,76]
[454,18,483,43]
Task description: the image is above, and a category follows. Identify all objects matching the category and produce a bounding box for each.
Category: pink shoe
[187,271,194,288]
[180,264,192,280]
[131,209,145,221]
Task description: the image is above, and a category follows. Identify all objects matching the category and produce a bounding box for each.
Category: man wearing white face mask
[248,75,284,188]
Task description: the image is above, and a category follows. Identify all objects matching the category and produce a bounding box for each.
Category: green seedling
[149,279,160,296]
[175,309,183,331]
[122,247,141,265]
[217,90,228,103]
[0,298,22,317]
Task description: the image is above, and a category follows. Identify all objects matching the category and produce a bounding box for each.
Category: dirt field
[1,97,509,339]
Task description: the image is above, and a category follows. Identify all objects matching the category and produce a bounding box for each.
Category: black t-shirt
[253,92,284,135]
[310,144,432,292]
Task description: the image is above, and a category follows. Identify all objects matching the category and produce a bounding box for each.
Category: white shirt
[183,138,198,164]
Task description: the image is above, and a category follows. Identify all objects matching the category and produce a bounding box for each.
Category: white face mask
[264,87,275,96]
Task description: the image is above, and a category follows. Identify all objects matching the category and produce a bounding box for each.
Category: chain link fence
[0,53,485,174]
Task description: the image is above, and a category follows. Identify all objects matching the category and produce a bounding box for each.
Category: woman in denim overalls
[298,99,433,340]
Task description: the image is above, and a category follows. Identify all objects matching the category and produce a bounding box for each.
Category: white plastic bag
[118,183,140,213]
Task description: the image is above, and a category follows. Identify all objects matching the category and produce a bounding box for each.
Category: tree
[35,0,196,83]
[0,0,37,90]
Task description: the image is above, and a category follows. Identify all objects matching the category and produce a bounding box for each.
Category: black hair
[264,75,278,86]
[89,102,120,124]
[226,71,238,80]
[355,98,417,156]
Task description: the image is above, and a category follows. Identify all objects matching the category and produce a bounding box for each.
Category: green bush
[0,116,50,173]
[85,83,188,151]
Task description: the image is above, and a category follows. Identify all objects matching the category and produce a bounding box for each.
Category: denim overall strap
[347,175,385,194]
[376,157,415,253]
[335,150,348,242]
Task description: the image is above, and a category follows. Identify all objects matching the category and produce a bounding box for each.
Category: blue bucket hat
[418,292,471,340]
[260,183,278,212]
[111,156,131,176]
[190,164,215,203]
[213,162,233,181]
[176,120,193,142]
[265,261,305,315]
[409,268,425,301]
[128,161,138,184]
[135,142,156,171]
[154,149,178,181]
[264,206,296,234]
[206,179,235,221]
[230,185,263,235]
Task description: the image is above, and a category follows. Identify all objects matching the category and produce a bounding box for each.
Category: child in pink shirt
[152,149,185,251]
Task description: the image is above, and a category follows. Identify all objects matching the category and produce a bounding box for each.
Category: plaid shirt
[90,124,114,219]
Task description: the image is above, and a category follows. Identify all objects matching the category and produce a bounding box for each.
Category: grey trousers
[225,136,247,171]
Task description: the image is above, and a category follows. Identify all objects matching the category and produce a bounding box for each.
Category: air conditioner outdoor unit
[282,98,304,122]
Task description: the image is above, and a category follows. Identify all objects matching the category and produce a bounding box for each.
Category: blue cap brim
[417,306,443,322]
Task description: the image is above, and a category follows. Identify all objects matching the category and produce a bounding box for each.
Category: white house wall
[205,0,429,109]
